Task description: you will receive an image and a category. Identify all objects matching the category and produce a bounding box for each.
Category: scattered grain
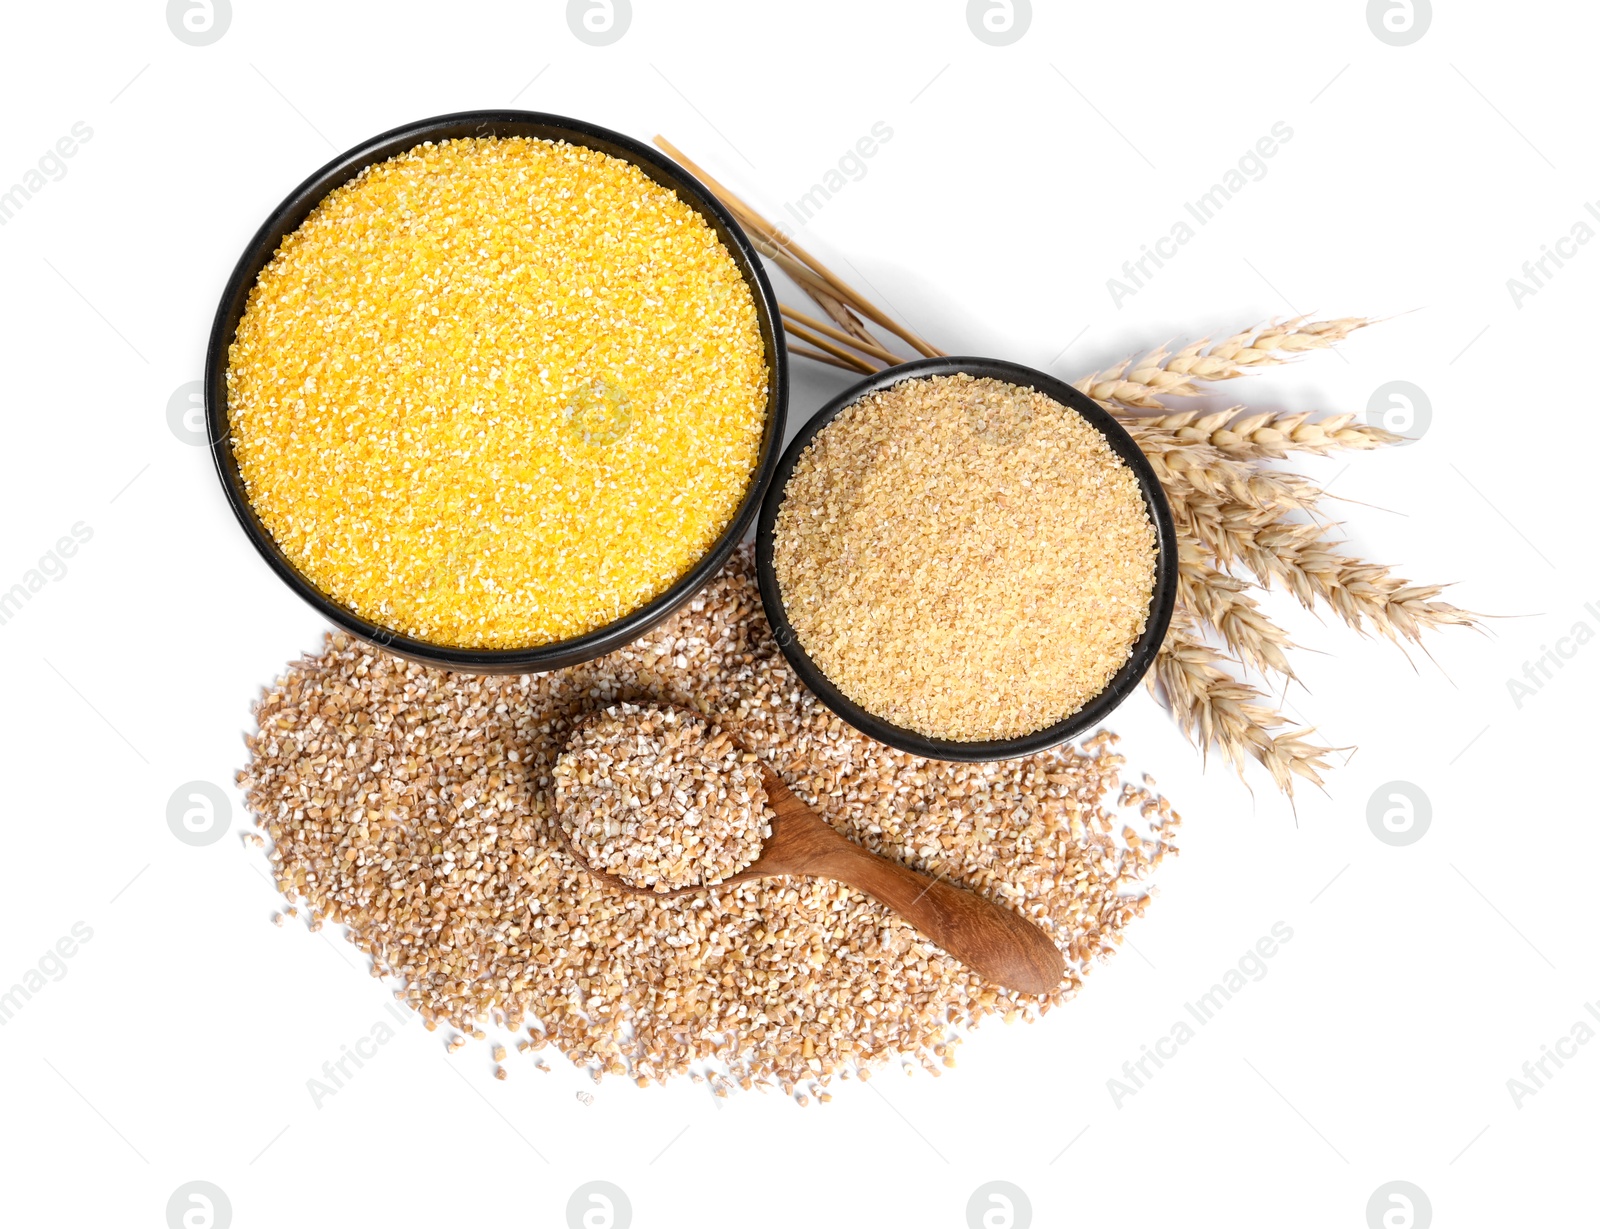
[240,549,1178,1095]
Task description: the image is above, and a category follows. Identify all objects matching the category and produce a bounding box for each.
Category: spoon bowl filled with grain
[551,701,1067,993]
[553,703,775,895]
[206,111,786,672]
[757,357,1177,762]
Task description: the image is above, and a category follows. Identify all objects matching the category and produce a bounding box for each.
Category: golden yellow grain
[227,136,768,649]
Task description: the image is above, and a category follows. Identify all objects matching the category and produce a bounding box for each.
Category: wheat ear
[1175,539,1298,679]
[1076,316,1373,410]
[1149,612,1335,794]
[1242,522,1480,644]
[1134,408,1402,459]
[1173,498,1477,645]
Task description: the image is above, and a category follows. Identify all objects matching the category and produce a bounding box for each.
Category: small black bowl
[755,356,1177,762]
[205,109,787,674]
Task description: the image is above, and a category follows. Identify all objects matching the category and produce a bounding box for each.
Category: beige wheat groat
[239,548,1179,1098]
[554,703,771,891]
[772,373,1158,741]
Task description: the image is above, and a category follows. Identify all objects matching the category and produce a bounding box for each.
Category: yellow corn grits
[226,136,768,649]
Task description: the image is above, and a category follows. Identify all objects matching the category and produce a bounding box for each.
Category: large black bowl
[205,109,787,673]
[755,356,1177,762]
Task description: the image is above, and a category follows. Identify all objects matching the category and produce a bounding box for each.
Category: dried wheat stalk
[1123,322,1479,792]
[1096,324,1473,787]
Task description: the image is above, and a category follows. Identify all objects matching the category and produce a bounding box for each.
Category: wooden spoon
[557,762,1066,996]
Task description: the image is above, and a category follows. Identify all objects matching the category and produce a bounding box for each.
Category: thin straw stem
[788,345,866,373]
[782,321,878,372]
[653,135,942,359]
[779,305,900,364]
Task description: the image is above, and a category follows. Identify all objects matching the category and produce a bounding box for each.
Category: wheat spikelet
[1149,611,1335,795]
[1075,355,1191,409]
[1076,316,1373,410]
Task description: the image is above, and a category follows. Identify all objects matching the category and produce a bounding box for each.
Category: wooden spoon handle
[808,843,1066,995]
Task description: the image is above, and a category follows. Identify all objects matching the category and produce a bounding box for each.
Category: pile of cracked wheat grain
[226,135,768,650]
[554,702,772,892]
[772,373,1157,742]
[240,549,1178,1099]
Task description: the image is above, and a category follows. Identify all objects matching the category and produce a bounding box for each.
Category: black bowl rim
[204,108,788,674]
[755,356,1178,762]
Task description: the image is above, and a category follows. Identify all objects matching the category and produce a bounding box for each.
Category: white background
[0,2,1593,1226]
